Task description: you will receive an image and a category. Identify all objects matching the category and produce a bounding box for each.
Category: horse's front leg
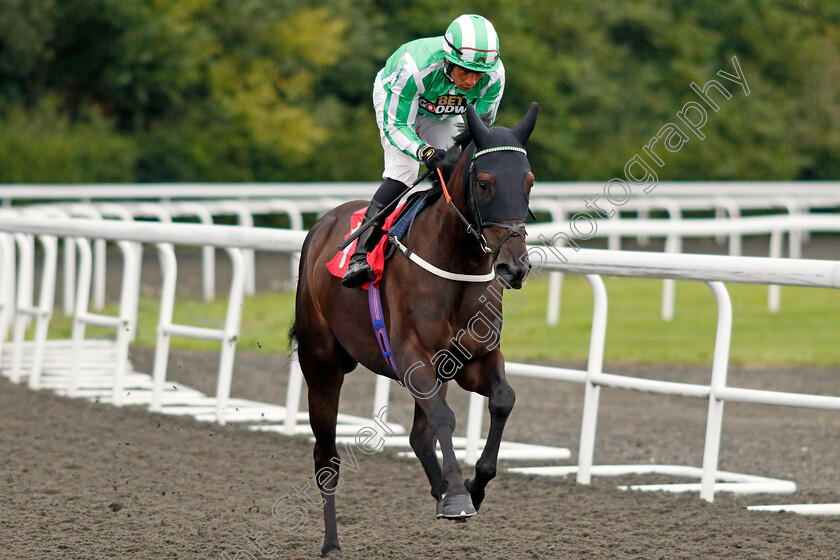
[402,358,476,519]
[456,353,515,511]
[409,398,447,501]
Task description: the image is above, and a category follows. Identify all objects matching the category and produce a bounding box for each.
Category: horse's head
[458,102,538,289]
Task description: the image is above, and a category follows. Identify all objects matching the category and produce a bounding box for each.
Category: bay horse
[290,102,538,557]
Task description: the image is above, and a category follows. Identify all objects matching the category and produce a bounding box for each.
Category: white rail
[0,213,837,509]
[500,248,839,505]
[0,213,305,425]
[360,246,840,503]
[2,180,840,203]
[530,213,840,321]
[5,184,838,318]
[0,213,307,251]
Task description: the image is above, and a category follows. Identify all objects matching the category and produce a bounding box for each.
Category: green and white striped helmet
[442,14,501,73]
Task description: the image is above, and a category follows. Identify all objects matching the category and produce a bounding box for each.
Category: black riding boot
[341,199,388,288]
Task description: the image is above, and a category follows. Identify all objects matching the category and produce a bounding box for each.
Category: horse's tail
[287,319,298,351]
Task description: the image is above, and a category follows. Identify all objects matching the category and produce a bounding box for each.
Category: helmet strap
[443,60,455,83]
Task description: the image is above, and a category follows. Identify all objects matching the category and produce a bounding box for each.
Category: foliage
[1,0,839,182]
[0,96,136,182]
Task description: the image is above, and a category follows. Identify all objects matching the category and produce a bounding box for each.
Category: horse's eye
[478,180,490,193]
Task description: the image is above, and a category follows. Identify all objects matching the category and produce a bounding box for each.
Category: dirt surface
[2,352,839,560]
[2,241,840,560]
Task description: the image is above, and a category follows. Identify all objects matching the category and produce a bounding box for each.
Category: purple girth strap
[368,283,400,380]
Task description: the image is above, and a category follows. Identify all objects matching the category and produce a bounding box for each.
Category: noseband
[462,146,529,260]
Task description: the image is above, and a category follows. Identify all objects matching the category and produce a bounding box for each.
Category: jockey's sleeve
[381,53,429,161]
[474,60,506,125]
[381,50,506,158]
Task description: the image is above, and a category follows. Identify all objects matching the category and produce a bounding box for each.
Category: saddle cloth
[326,203,406,289]
[326,191,437,289]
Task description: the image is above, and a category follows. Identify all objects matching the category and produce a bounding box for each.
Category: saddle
[326,188,442,289]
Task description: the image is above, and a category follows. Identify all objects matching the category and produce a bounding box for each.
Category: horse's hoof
[321,545,342,557]
[436,493,477,520]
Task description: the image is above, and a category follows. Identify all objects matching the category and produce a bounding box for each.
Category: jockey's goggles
[444,37,500,70]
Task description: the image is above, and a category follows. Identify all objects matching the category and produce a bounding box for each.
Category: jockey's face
[450,65,485,91]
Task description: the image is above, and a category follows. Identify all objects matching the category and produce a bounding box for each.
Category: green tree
[0,96,136,182]
[1,0,839,182]
[0,0,55,103]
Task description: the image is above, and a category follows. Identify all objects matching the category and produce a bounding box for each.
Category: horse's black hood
[465,103,538,224]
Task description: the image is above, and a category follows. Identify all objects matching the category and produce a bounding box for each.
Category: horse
[290,102,538,557]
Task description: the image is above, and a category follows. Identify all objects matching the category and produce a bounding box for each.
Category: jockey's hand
[418,145,447,171]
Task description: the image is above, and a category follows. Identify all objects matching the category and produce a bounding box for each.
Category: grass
[42,275,840,367]
[500,275,840,366]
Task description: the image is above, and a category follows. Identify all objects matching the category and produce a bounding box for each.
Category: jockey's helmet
[442,14,501,73]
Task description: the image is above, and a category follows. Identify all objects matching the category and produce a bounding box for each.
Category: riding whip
[337,168,433,251]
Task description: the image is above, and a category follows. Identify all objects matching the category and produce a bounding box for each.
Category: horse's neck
[412,187,490,275]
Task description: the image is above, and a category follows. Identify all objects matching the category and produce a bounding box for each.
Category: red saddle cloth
[326,203,406,290]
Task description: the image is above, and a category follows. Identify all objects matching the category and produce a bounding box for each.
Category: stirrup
[341,198,387,288]
[341,253,375,288]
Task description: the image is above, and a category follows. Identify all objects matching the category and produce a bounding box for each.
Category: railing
[529,213,840,321]
[2,181,840,204]
[1,212,838,510]
[478,248,839,504]
[362,246,840,503]
[0,212,305,425]
[4,182,839,319]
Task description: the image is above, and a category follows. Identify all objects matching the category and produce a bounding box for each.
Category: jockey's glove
[418,145,448,171]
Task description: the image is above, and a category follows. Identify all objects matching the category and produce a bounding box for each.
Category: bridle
[387,145,531,284]
[439,145,530,261]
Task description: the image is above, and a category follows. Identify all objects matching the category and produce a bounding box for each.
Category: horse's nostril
[495,262,529,289]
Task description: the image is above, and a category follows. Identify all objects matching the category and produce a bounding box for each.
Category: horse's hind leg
[298,335,354,558]
[409,399,447,501]
[304,367,346,557]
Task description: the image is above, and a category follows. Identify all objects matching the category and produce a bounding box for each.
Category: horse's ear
[466,105,490,148]
[512,102,539,145]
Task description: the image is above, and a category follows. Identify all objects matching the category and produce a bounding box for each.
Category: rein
[437,168,493,254]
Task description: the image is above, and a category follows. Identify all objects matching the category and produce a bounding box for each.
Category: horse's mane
[428,112,493,191]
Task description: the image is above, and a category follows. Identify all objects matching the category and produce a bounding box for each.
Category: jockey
[342,13,505,288]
